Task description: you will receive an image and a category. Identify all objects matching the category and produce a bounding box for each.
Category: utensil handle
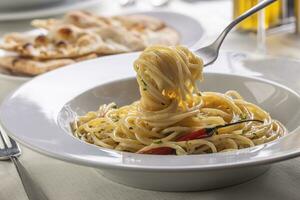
[213,0,277,48]
[10,156,49,200]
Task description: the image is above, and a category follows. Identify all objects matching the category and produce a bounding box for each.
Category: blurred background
[0,0,299,60]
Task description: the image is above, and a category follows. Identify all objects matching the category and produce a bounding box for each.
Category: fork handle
[10,156,49,200]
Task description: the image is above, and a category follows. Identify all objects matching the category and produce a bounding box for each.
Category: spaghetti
[72,45,286,155]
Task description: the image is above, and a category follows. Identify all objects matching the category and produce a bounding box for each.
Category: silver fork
[0,128,48,200]
[192,0,276,66]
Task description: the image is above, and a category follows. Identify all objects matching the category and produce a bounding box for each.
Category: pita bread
[64,11,114,29]
[1,25,106,59]
[0,10,180,76]
[32,11,114,31]
[95,26,146,52]
[0,56,75,76]
[30,11,179,53]
[33,11,168,32]
[0,33,35,52]
[113,14,165,31]
[143,27,180,46]
[75,53,98,61]
[0,52,100,76]
[31,18,59,30]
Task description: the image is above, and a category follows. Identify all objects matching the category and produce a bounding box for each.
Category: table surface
[1,0,300,200]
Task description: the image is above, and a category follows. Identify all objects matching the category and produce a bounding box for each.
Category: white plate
[0,0,63,10]
[1,51,300,191]
[0,0,103,21]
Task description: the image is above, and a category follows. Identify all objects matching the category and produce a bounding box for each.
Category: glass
[257,0,266,53]
[233,0,282,31]
[295,0,300,34]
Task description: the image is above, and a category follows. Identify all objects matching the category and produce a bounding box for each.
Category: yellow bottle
[233,0,282,31]
[295,0,300,34]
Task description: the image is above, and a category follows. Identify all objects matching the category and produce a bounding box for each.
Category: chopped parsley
[141,79,147,86]
[153,140,163,144]
[240,113,247,120]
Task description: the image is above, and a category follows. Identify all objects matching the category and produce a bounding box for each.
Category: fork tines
[0,127,20,158]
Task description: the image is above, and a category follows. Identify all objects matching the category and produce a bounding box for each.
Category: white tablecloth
[1,146,300,200]
[1,1,300,200]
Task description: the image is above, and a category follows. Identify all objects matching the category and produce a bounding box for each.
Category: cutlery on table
[0,128,48,200]
[192,0,276,66]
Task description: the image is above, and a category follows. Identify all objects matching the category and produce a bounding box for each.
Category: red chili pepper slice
[176,128,214,141]
[140,128,214,155]
[140,120,263,155]
[140,147,175,155]
[140,128,213,155]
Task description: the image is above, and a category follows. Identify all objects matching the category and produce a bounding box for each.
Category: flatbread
[0,52,100,76]
[31,18,59,30]
[0,56,75,75]
[0,10,180,76]
[113,14,165,31]
[143,27,180,46]
[94,26,146,52]
[64,10,114,29]
[0,33,35,52]
[75,53,98,61]
[32,11,171,33]
[0,24,106,59]
[31,11,114,30]
[30,11,179,53]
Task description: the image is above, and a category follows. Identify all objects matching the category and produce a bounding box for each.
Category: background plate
[0,0,103,21]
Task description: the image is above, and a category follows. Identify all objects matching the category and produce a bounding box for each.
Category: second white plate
[0,0,103,21]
